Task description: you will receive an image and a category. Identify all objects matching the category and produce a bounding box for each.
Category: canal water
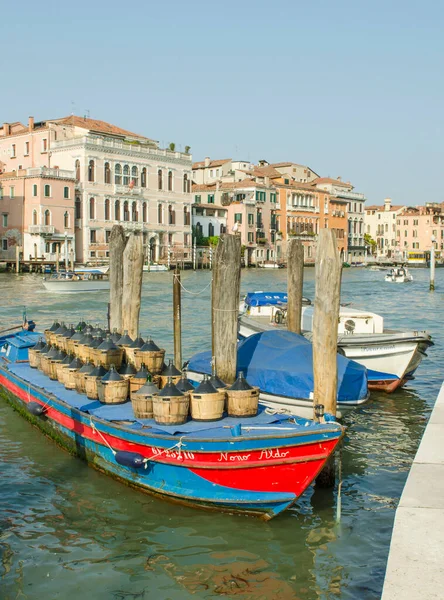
[0,267,442,599]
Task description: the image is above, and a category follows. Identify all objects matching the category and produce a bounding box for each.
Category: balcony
[114,184,143,196]
[332,188,366,201]
[287,204,316,212]
[28,225,55,235]
[26,167,75,179]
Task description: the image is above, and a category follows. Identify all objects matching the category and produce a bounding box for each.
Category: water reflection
[0,267,442,599]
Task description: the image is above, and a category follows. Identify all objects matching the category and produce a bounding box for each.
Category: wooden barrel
[190,390,225,421]
[152,395,189,425]
[57,363,70,385]
[226,388,260,417]
[49,356,65,380]
[131,395,154,419]
[64,357,83,390]
[84,365,108,399]
[74,361,94,394]
[134,349,165,373]
[96,348,123,369]
[97,379,129,404]
[28,339,45,369]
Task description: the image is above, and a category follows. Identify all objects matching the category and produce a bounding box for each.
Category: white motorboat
[257,262,284,269]
[238,292,432,393]
[385,266,413,283]
[42,270,110,293]
[143,263,169,272]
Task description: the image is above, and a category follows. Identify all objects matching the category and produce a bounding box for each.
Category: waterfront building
[396,203,444,260]
[365,198,406,259]
[192,182,228,238]
[313,177,366,262]
[0,116,193,264]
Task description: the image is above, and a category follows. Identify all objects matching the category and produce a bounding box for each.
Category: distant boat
[385,267,413,283]
[42,270,110,293]
[257,262,283,269]
[143,263,169,272]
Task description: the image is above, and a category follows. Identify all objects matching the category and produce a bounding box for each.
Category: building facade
[396,203,444,260]
[365,198,406,258]
[0,115,193,264]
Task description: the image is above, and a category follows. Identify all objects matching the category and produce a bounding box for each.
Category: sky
[1,0,443,205]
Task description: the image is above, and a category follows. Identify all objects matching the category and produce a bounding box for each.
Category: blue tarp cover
[244,292,288,307]
[188,330,368,403]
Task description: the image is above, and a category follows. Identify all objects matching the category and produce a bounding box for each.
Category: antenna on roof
[71,101,75,116]
[84,109,90,121]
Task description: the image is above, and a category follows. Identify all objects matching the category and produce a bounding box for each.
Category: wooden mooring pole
[286,238,304,334]
[313,229,342,487]
[109,225,126,333]
[212,234,242,384]
[173,267,182,370]
[15,246,20,274]
[122,231,144,340]
[430,238,435,291]
[56,249,60,273]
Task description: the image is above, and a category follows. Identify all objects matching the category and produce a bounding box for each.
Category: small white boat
[143,263,169,272]
[42,270,110,293]
[238,292,432,393]
[385,267,413,283]
[257,262,283,269]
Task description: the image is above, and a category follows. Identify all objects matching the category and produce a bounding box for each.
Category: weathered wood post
[70,249,75,272]
[122,231,144,339]
[109,225,126,333]
[212,234,242,384]
[313,229,342,487]
[15,246,20,274]
[430,237,435,291]
[173,267,182,369]
[55,249,60,273]
[286,238,304,334]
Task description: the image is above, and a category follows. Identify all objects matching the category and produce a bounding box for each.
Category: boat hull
[42,280,110,292]
[0,361,343,520]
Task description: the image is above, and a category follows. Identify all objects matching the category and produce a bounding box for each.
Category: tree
[364,233,377,255]
[168,142,176,152]
[184,145,191,154]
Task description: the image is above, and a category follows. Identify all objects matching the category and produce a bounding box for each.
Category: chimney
[28,116,34,131]
[337,176,342,181]
[384,197,392,212]
[204,157,210,167]
[3,123,10,136]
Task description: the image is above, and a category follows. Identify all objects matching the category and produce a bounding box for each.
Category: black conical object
[102,365,122,382]
[54,322,67,336]
[194,374,218,395]
[78,360,94,374]
[76,320,87,331]
[97,334,119,351]
[129,336,145,349]
[139,338,160,352]
[136,376,159,397]
[229,371,253,391]
[158,377,183,397]
[117,330,133,346]
[33,338,46,351]
[209,374,227,389]
[81,332,94,347]
[161,359,181,377]
[78,327,93,344]
[176,373,194,393]
[61,353,74,365]
[68,356,83,370]
[40,343,51,354]
[61,324,75,339]
[89,335,104,349]
[52,349,66,361]
[89,365,108,378]
[133,364,149,380]
[46,346,59,359]
[110,328,121,343]
[49,321,60,332]
[70,329,84,342]
[119,362,137,376]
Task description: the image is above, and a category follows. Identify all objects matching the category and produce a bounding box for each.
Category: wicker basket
[49,359,63,381]
[28,347,40,369]
[130,377,147,398]
[190,390,225,421]
[226,387,260,417]
[94,348,123,369]
[134,349,165,373]
[84,375,100,399]
[64,368,80,390]
[40,354,52,377]
[57,363,70,385]
[97,379,129,404]
[131,395,155,419]
[158,374,181,389]
[152,394,189,425]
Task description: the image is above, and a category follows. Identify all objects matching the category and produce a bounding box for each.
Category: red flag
[129,180,135,189]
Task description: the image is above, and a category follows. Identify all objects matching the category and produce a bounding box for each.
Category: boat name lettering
[218,452,251,462]
[259,449,290,459]
[360,345,396,352]
[151,447,195,460]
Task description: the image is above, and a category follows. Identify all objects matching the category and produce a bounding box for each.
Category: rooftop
[192,158,231,170]
[51,115,155,142]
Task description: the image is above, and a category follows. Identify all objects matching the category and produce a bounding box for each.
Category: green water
[0,268,441,599]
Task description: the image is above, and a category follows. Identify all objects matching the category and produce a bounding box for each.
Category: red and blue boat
[0,327,345,520]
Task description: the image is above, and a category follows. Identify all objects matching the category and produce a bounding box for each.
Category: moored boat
[238,292,433,393]
[143,263,169,272]
[42,269,110,293]
[385,266,413,283]
[0,327,344,520]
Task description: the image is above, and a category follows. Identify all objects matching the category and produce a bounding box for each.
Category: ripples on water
[0,267,442,599]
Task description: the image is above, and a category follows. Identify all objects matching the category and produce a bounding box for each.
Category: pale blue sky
[1,0,442,205]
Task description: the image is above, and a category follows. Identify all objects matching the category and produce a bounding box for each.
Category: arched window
[44,210,51,226]
[184,206,190,225]
[89,198,95,219]
[123,165,130,185]
[115,164,122,184]
[32,210,37,225]
[123,201,129,221]
[132,201,138,222]
[158,169,163,191]
[208,222,214,237]
[64,212,69,229]
[141,168,147,188]
[131,166,138,187]
[158,203,163,224]
[220,224,226,234]
[104,162,111,184]
[75,197,81,219]
[88,160,95,182]
[44,184,51,197]
[142,202,147,223]
[168,204,175,225]
[104,199,110,221]
[115,200,120,221]
[196,222,202,237]
[75,160,80,181]
[183,174,188,193]
[168,170,173,191]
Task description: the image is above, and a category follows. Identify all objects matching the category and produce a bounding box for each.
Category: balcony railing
[27,167,75,179]
[287,204,316,212]
[28,225,55,235]
[332,188,366,201]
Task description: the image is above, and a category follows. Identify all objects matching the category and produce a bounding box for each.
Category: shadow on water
[0,267,442,599]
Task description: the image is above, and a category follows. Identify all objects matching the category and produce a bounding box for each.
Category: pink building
[396,203,444,260]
